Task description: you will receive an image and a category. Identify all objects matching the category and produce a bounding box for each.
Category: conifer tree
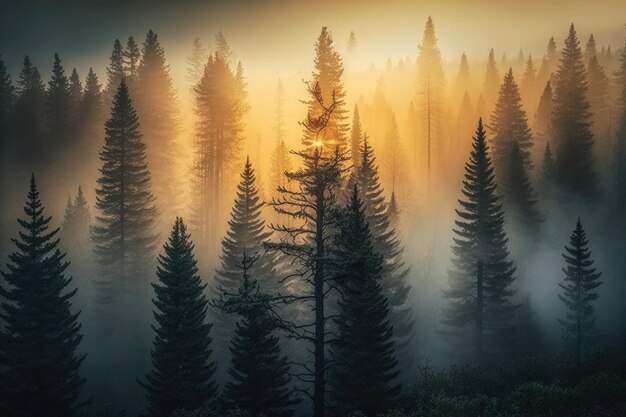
[482,49,500,113]
[303,27,349,155]
[79,67,104,171]
[416,16,446,184]
[105,39,124,100]
[329,186,399,417]
[92,79,159,301]
[537,36,558,84]
[387,191,400,231]
[268,82,349,417]
[520,54,537,112]
[558,218,602,362]
[490,68,534,181]
[587,55,611,163]
[0,175,86,417]
[46,53,72,147]
[453,52,471,106]
[0,55,15,146]
[552,24,597,197]
[216,254,297,417]
[14,55,46,158]
[186,37,207,93]
[68,68,83,122]
[140,217,217,417]
[456,91,475,157]
[542,141,557,189]
[350,104,363,167]
[584,34,597,63]
[615,31,626,210]
[534,81,553,142]
[502,142,542,231]
[135,29,180,220]
[383,112,409,198]
[213,157,277,383]
[443,119,518,361]
[62,185,91,250]
[124,36,141,82]
[351,136,413,377]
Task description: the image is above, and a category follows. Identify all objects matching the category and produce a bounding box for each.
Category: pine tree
[68,68,83,118]
[267,82,349,417]
[482,49,500,113]
[558,218,602,362]
[329,186,399,417]
[0,175,86,417]
[443,119,518,362]
[534,81,553,141]
[502,142,542,231]
[105,39,125,100]
[586,55,611,166]
[542,141,557,188]
[537,36,558,84]
[520,54,537,112]
[79,68,104,170]
[45,53,72,147]
[351,136,413,378]
[13,55,46,159]
[140,217,217,417]
[186,37,207,95]
[490,68,534,181]
[92,79,159,301]
[584,34,597,63]
[216,255,297,417]
[0,55,15,148]
[350,104,363,167]
[135,29,180,221]
[303,27,349,156]
[416,16,446,184]
[62,186,91,251]
[213,157,277,383]
[347,30,358,51]
[552,24,597,197]
[453,52,471,106]
[124,36,141,82]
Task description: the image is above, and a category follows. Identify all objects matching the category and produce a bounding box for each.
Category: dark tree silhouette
[443,119,518,362]
[45,53,72,149]
[329,186,399,417]
[350,104,363,167]
[558,218,602,363]
[124,36,141,82]
[140,218,217,417]
[551,24,597,198]
[92,79,159,302]
[13,56,46,159]
[502,142,542,231]
[0,176,86,417]
[0,55,15,149]
[104,39,124,101]
[215,254,297,417]
[482,49,500,113]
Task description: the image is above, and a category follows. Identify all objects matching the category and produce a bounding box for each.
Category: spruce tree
[453,52,471,106]
[186,37,207,95]
[552,24,597,198]
[62,185,91,251]
[482,48,500,113]
[124,36,141,82]
[105,39,124,99]
[303,27,349,155]
[45,53,72,154]
[216,255,297,417]
[534,81,553,142]
[68,68,83,119]
[542,141,557,192]
[537,36,558,84]
[0,175,86,417]
[502,142,542,231]
[92,79,159,301]
[350,104,363,167]
[558,218,602,362]
[520,54,537,112]
[586,55,611,164]
[141,218,217,417]
[13,55,46,159]
[351,136,413,377]
[135,29,180,221]
[443,119,518,362]
[329,186,399,417]
[489,68,534,180]
[213,157,277,383]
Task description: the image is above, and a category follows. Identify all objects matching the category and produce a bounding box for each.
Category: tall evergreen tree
[558,218,602,362]
[552,24,597,198]
[213,157,277,383]
[453,52,471,106]
[105,39,125,100]
[62,186,91,251]
[502,142,542,231]
[534,81,553,141]
[140,217,217,417]
[350,104,363,167]
[13,55,46,158]
[587,55,611,166]
[351,135,413,378]
[0,175,86,417]
[482,48,500,114]
[416,16,446,184]
[490,68,533,181]
[68,68,83,119]
[329,186,399,417]
[186,37,207,95]
[0,55,15,149]
[542,141,557,191]
[303,27,349,157]
[135,29,181,220]
[46,53,72,147]
[268,82,349,417]
[92,79,159,301]
[443,119,518,362]
[537,36,558,84]
[520,54,537,112]
[215,254,297,417]
[124,36,141,82]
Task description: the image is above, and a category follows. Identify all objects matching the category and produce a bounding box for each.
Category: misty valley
[1,3,626,417]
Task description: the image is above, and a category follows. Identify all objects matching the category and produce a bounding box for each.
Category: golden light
[312,140,324,148]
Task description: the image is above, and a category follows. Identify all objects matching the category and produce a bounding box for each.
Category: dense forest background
[1,1,626,416]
